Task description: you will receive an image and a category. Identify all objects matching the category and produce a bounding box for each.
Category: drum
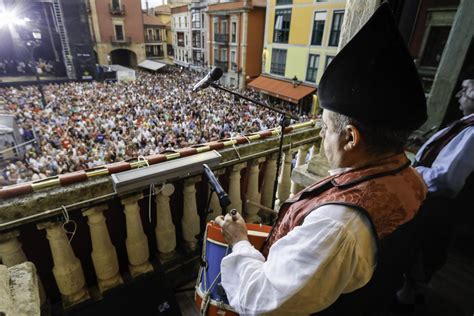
[195,221,271,316]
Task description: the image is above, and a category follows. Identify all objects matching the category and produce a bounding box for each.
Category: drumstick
[229,209,238,221]
[245,199,278,215]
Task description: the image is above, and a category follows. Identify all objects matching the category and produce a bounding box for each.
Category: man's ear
[343,124,361,151]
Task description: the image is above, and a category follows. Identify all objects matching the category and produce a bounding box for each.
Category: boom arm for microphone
[203,164,231,209]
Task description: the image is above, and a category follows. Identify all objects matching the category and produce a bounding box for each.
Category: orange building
[207,0,266,89]
[87,0,146,67]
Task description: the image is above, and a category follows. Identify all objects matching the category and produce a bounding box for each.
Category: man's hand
[215,211,248,246]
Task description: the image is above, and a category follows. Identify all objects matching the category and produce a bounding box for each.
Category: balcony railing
[109,3,125,15]
[214,60,228,70]
[146,35,162,43]
[214,33,229,44]
[111,36,132,45]
[0,121,320,313]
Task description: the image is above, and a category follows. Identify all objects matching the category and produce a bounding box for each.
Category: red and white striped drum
[195,221,271,316]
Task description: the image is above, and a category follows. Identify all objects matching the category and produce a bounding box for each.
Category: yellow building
[249,0,346,113]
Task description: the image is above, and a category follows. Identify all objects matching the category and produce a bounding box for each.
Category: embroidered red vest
[262,153,427,257]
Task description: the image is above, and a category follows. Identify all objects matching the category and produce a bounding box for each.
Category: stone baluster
[261,153,278,211]
[0,231,46,304]
[276,150,293,209]
[228,162,246,214]
[0,231,27,266]
[308,141,320,161]
[291,145,311,196]
[37,221,89,306]
[245,158,264,223]
[182,176,201,251]
[83,205,122,293]
[155,183,176,260]
[121,194,153,277]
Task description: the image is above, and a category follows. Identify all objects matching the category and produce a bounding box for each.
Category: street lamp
[26,29,47,108]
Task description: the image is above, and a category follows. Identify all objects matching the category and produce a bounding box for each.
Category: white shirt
[221,204,377,315]
[415,114,474,197]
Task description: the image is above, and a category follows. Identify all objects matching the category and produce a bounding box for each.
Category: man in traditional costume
[216,3,428,315]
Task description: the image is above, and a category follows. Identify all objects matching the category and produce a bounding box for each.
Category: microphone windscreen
[210,67,223,81]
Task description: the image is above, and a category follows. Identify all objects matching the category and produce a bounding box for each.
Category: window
[221,48,227,61]
[231,51,236,63]
[192,13,200,28]
[276,0,292,5]
[311,12,326,46]
[147,29,153,41]
[270,49,287,75]
[273,9,291,43]
[185,34,188,46]
[111,0,120,10]
[325,55,334,69]
[419,26,451,68]
[329,11,344,47]
[177,32,184,47]
[306,54,319,83]
[184,16,187,28]
[114,24,124,41]
[214,21,218,39]
[221,20,228,34]
[231,22,237,43]
[179,17,182,28]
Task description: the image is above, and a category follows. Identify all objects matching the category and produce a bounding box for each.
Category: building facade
[246,0,346,113]
[207,0,266,89]
[88,0,146,67]
[147,4,174,62]
[143,14,167,61]
[263,0,346,85]
[171,5,192,67]
[190,0,208,68]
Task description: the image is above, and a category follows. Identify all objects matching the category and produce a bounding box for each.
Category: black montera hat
[318,2,427,130]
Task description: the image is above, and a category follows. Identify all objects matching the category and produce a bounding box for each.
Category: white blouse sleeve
[220,204,376,315]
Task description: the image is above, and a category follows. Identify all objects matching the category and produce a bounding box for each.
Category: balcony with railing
[0,121,320,313]
[145,35,162,43]
[111,36,132,46]
[214,33,229,44]
[109,3,125,15]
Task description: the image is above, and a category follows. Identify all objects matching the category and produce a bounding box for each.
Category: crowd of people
[0,58,61,77]
[0,67,308,186]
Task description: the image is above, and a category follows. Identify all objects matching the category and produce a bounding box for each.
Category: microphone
[192,67,223,92]
[203,164,231,209]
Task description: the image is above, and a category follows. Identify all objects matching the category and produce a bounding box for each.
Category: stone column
[83,205,122,293]
[155,184,177,260]
[121,194,153,277]
[261,153,277,210]
[37,221,89,306]
[291,145,310,195]
[228,163,246,214]
[182,176,201,251]
[245,158,264,223]
[276,150,292,209]
[0,231,46,304]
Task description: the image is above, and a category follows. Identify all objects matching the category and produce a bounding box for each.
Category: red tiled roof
[248,75,316,104]
[143,13,166,26]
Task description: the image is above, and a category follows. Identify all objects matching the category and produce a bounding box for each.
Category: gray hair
[330,111,411,155]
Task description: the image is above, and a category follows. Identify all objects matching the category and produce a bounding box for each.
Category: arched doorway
[110,49,137,67]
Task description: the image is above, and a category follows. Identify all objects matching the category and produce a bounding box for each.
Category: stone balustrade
[0,122,320,311]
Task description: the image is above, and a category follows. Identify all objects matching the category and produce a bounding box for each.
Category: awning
[138,60,167,71]
[248,75,316,104]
